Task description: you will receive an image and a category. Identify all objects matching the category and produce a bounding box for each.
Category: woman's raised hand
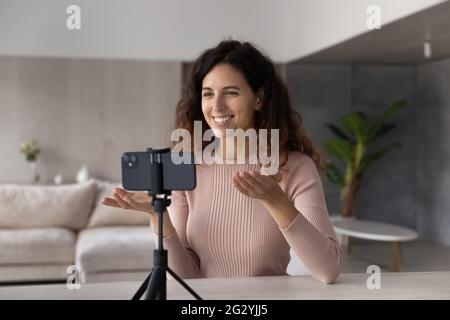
[102,187,176,237]
[102,187,154,215]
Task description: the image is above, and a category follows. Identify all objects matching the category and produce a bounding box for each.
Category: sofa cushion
[0,180,97,230]
[76,226,155,274]
[87,180,150,228]
[0,227,76,265]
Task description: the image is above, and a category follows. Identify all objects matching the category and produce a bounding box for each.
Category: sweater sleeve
[152,190,201,278]
[279,155,342,284]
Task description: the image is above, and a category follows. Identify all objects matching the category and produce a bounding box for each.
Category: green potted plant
[324,100,406,218]
[20,139,41,183]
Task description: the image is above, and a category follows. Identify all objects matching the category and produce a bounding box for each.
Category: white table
[0,272,449,300]
[332,219,418,271]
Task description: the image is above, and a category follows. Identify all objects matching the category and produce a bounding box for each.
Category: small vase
[29,161,40,184]
[76,165,90,183]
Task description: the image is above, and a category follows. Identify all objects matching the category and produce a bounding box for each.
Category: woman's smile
[212,114,235,128]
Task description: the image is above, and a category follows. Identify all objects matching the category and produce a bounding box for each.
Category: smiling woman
[103,40,342,284]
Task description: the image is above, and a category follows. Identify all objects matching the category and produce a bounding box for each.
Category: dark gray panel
[416,57,450,246]
[287,64,351,109]
[417,61,450,108]
[354,192,416,229]
[352,65,415,109]
[416,195,450,246]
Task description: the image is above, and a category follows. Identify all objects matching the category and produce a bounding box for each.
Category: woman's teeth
[213,116,234,124]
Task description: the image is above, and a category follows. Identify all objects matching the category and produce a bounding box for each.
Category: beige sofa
[0,179,156,284]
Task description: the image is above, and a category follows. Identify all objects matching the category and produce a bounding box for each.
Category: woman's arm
[233,155,342,284]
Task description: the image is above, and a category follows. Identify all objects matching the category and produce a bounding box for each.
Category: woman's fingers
[126,194,152,212]
[131,192,151,202]
[115,188,150,202]
[248,171,267,184]
[115,187,130,197]
[102,197,120,207]
[100,187,154,213]
[102,189,153,214]
[242,172,268,191]
[234,172,257,194]
[125,195,141,207]
[250,172,277,191]
[233,170,283,201]
[232,177,250,196]
[113,192,132,209]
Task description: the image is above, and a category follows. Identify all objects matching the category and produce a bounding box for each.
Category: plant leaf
[341,112,368,143]
[325,123,353,142]
[373,123,396,140]
[368,100,406,142]
[324,138,355,164]
[360,142,401,173]
[325,162,344,186]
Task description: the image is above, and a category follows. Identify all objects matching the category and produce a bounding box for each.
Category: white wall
[0,0,447,63]
[282,0,447,62]
[0,0,284,61]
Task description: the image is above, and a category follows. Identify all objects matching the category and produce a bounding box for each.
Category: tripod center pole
[156,201,164,250]
[149,151,165,251]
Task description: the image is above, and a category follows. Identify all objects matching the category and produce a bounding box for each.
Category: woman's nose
[211,96,227,111]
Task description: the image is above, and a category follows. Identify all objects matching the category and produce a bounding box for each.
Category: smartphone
[121,151,196,192]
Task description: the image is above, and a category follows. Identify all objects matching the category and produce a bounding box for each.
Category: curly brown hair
[171,40,325,174]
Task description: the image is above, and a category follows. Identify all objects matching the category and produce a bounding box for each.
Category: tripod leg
[158,267,167,300]
[132,272,152,300]
[167,268,202,300]
[145,267,166,300]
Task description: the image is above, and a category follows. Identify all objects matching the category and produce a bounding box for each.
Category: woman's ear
[255,88,264,110]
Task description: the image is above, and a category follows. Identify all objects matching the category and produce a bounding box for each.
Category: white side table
[332,219,418,272]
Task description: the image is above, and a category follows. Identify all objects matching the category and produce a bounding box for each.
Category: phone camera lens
[122,154,129,162]
[130,155,137,162]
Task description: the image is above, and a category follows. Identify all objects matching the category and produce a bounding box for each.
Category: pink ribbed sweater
[155,151,342,284]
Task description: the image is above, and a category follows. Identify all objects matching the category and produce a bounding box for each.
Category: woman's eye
[202,91,237,97]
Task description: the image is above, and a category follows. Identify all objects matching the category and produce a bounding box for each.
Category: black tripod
[131,149,202,300]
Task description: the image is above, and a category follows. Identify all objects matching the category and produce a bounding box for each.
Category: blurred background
[0,0,449,285]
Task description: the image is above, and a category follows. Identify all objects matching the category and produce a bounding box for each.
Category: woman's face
[201,63,262,136]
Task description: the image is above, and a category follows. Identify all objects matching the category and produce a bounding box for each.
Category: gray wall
[417,57,450,246]
[0,56,181,183]
[286,63,417,229]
